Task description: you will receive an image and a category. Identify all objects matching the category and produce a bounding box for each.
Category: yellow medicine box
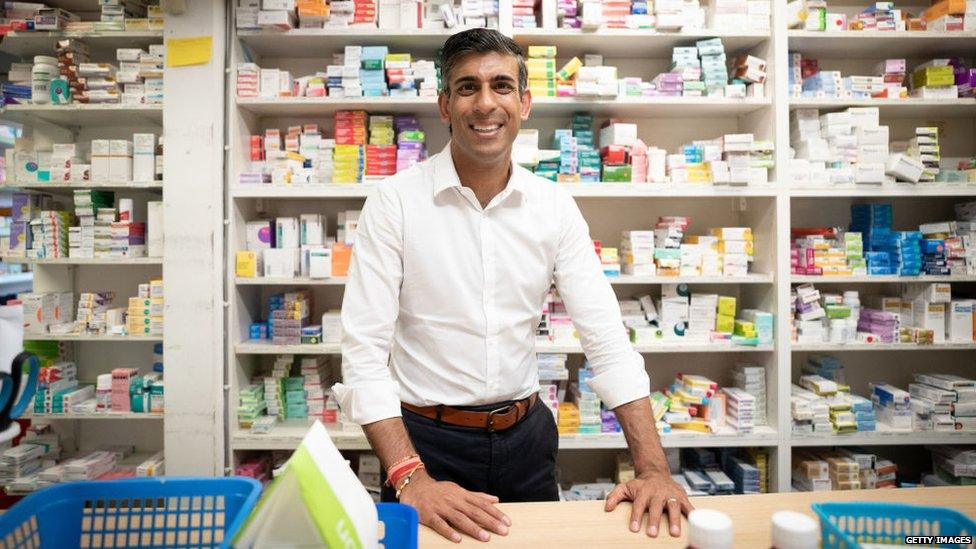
[236,251,260,278]
[717,296,737,317]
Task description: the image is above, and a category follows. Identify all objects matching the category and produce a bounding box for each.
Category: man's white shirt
[333,143,650,425]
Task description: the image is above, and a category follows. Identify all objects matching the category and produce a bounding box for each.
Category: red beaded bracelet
[387,456,423,487]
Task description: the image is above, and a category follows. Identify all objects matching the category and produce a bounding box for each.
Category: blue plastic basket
[812,501,976,549]
[0,477,261,549]
[377,502,419,549]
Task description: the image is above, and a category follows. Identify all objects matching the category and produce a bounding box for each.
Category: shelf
[29,412,163,420]
[2,181,163,192]
[237,28,466,57]
[789,185,976,198]
[791,426,976,447]
[787,31,976,58]
[1,103,163,127]
[230,183,779,199]
[789,98,976,118]
[235,273,774,286]
[231,184,374,198]
[237,341,341,354]
[561,425,779,449]
[0,30,163,57]
[791,342,976,352]
[538,342,774,353]
[235,340,774,355]
[552,183,778,197]
[237,96,438,116]
[511,29,770,58]
[235,276,348,286]
[232,421,368,451]
[24,334,162,342]
[531,96,772,117]
[236,96,772,118]
[1,256,162,265]
[230,421,777,451]
[791,274,976,284]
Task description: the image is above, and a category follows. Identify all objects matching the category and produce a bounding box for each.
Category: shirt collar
[432,141,525,200]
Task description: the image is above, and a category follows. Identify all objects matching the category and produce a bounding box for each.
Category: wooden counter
[419,486,976,547]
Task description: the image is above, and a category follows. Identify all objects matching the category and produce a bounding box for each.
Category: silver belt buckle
[486,404,515,432]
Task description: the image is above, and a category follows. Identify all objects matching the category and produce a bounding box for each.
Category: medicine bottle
[687,508,733,549]
[770,510,819,549]
[96,373,112,412]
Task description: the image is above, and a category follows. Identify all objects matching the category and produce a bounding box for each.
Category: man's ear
[520,88,532,121]
[438,91,450,125]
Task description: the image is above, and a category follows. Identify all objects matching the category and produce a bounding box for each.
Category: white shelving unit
[0,0,227,479]
[0,16,168,469]
[778,0,976,491]
[223,0,976,493]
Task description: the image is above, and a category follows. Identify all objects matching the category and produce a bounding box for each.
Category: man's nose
[473,85,498,114]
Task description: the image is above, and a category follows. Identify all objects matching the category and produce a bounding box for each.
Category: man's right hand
[399,469,511,543]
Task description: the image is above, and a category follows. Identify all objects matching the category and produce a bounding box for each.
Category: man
[333,28,692,544]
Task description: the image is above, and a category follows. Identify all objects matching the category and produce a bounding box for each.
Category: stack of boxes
[711,227,752,276]
[70,190,113,259]
[654,217,686,276]
[76,292,113,335]
[574,366,603,434]
[334,110,367,183]
[29,209,70,259]
[620,230,655,276]
[268,291,312,345]
[527,46,556,97]
[664,373,718,433]
[722,387,755,433]
[127,279,163,337]
[913,373,976,432]
[876,58,907,99]
[911,59,958,99]
[557,402,580,434]
[696,38,727,96]
[264,356,291,420]
[870,382,912,431]
[237,384,267,428]
[732,364,765,425]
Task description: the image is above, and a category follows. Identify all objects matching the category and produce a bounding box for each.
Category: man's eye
[456,84,476,95]
[494,82,515,93]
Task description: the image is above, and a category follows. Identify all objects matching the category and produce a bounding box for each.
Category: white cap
[97,373,112,390]
[688,509,733,549]
[771,510,819,549]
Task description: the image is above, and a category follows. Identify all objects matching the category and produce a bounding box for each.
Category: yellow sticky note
[166,36,213,67]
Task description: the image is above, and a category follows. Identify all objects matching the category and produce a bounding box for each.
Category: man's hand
[604,471,694,537]
[400,469,511,543]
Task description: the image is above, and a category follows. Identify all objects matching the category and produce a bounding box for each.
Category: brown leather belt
[401,394,537,432]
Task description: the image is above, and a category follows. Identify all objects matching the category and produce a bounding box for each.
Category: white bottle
[687,509,733,549]
[96,373,112,412]
[771,510,819,549]
[31,55,58,105]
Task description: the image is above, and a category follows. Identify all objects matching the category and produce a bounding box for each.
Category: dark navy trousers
[381,399,559,502]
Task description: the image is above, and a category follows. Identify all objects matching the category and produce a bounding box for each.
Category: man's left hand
[604,471,694,537]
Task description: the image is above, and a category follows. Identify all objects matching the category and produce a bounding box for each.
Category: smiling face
[438,51,532,168]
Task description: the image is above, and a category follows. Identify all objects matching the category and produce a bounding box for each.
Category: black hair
[439,28,527,96]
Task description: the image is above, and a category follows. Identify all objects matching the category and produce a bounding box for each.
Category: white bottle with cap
[770,510,819,549]
[687,508,733,549]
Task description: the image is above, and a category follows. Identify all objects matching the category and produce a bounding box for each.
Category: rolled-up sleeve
[552,193,650,409]
[333,183,404,425]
